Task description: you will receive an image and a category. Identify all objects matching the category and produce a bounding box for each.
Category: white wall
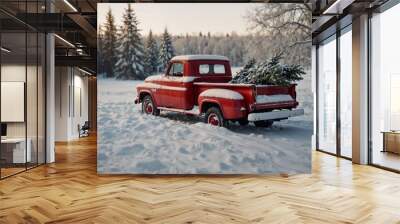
[1,82,25,122]
[1,65,27,140]
[55,66,70,141]
[71,73,89,138]
[1,65,41,137]
[1,63,47,164]
[55,67,89,141]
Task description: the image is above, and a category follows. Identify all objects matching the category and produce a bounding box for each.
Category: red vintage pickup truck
[135,55,303,127]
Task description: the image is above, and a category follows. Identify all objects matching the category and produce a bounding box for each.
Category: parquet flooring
[1,135,400,223]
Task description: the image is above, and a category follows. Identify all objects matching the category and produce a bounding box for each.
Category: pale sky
[97,3,259,36]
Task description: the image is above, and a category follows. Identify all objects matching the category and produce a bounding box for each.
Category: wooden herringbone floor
[1,135,400,224]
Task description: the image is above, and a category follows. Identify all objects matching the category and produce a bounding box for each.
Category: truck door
[163,62,186,109]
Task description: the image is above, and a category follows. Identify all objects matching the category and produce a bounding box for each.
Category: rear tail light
[289,84,296,100]
[253,85,257,102]
[249,103,255,112]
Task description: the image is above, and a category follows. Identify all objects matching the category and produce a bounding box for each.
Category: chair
[79,121,90,138]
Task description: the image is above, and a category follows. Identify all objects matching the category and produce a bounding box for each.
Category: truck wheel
[254,120,274,128]
[205,107,227,127]
[238,119,249,126]
[142,95,160,116]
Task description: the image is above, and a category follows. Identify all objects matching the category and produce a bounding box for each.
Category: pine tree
[230,55,304,86]
[159,28,175,70]
[114,4,145,80]
[97,25,105,75]
[102,8,118,78]
[143,30,159,75]
[231,58,256,83]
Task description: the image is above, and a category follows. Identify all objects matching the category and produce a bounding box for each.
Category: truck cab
[170,55,232,83]
[143,55,232,110]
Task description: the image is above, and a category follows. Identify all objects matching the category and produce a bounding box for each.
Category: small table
[382,131,400,154]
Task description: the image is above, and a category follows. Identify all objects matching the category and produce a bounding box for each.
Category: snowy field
[97,78,312,174]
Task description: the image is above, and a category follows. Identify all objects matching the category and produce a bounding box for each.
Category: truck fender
[198,99,224,116]
[137,90,158,107]
[198,89,247,120]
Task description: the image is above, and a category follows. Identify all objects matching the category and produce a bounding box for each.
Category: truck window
[214,64,225,74]
[199,64,210,74]
[199,64,225,75]
[169,63,183,76]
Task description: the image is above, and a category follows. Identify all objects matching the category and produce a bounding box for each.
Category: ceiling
[311,0,390,43]
[0,0,393,74]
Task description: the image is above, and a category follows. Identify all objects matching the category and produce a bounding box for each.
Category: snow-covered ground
[97,79,312,174]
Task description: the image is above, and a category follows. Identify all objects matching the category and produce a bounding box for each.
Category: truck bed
[193,82,298,112]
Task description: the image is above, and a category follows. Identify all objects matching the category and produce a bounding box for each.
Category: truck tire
[254,120,274,128]
[142,95,160,116]
[205,107,227,127]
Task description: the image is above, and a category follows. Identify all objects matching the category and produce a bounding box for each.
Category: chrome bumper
[247,109,304,122]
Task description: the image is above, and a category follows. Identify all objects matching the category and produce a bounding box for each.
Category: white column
[312,45,317,150]
[46,33,55,163]
[55,67,73,141]
[352,14,369,164]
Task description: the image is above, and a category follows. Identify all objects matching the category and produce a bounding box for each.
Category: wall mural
[97,3,313,174]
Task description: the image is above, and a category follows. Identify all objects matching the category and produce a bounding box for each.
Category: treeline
[171,32,309,68]
[98,4,310,80]
[98,4,174,80]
